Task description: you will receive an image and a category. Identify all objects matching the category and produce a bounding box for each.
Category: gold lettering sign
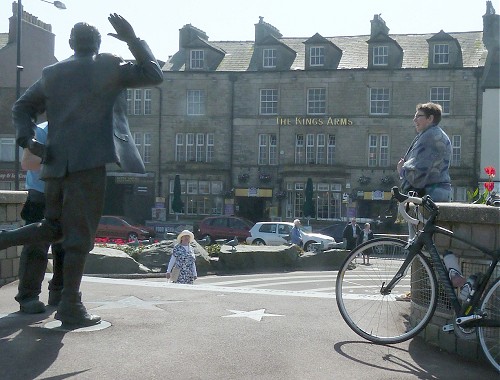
[276,116,353,126]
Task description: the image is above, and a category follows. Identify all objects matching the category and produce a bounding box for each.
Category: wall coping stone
[435,202,500,225]
[0,191,28,204]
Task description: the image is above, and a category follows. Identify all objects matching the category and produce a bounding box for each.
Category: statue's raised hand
[107,13,137,43]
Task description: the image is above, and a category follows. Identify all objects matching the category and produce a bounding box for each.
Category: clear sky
[1,0,494,62]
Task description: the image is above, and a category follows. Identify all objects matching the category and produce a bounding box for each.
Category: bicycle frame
[336,187,500,371]
[382,205,500,322]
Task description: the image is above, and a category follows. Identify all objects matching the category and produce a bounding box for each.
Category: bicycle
[335,187,500,372]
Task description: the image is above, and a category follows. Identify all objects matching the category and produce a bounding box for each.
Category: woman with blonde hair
[166,230,198,284]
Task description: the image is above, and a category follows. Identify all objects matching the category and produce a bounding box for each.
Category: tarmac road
[0,271,497,379]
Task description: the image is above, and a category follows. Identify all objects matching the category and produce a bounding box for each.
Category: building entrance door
[103,174,155,224]
[236,197,265,222]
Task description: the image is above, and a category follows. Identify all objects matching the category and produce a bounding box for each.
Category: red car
[196,216,254,244]
[96,216,154,242]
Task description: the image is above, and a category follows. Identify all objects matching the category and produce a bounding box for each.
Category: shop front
[355,190,395,221]
[233,187,273,222]
[104,172,155,224]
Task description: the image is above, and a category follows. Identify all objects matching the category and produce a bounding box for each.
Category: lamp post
[14,0,66,190]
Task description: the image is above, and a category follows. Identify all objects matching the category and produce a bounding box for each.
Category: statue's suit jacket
[12,39,163,179]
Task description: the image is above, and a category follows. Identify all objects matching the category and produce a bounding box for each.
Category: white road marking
[81,276,336,298]
[222,308,284,321]
[43,320,112,332]
[203,274,335,286]
[87,296,183,311]
[77,275,401,301]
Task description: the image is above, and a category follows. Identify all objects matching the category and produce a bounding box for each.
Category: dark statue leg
[0,219,61,251]
[14,199,58,314]
[47,168,106,328]
[15,241,50,313]
[54,252,101,327]
[48,243,65,306]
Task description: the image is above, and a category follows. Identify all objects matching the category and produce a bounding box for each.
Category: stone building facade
[144,3,499,224]
[0,3,57,191]
[0,2,498,226]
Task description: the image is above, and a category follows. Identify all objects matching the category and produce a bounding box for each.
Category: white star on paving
[222,308,284,321]
[87,296,182,311]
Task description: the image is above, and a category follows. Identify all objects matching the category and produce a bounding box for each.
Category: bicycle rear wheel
[336,237,438,344]
[478,277,500,372]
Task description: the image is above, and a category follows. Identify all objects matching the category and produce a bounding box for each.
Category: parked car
[195,216,254,245]
[96,216,154,242]
[318,220,408,243]
[317,222,345,243]
[246,222,340,251]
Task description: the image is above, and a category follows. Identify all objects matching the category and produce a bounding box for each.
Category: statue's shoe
[19,299,46,314]
[54,309,101,328]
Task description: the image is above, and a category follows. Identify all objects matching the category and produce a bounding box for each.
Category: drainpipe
[229,74,237,188]
[156,86,163,197]
[473,69,482,187]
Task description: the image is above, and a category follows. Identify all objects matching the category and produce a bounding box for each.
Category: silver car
[246,222,339,251]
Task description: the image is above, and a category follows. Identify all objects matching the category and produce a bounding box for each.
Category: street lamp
[40,0,66,8]
[14,0,66,190]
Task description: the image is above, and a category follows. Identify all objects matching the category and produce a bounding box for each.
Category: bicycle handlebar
[391,187,422,205]
[391,186,439,225]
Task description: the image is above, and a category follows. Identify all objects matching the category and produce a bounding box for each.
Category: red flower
[484,166,496,177]
[484,182,494,192]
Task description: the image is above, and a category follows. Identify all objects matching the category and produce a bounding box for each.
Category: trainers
[395,292,411,302]
[459,273,482,302]
[19,299,46,314]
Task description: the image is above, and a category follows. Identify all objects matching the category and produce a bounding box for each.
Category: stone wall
[416,202,500,362]
[0,191,27,287]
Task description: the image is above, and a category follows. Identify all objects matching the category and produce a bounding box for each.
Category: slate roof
[163,31,487,72]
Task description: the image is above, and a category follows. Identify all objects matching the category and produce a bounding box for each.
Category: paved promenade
[0,273,496,379]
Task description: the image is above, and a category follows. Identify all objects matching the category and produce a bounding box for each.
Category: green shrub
[205,244,221,256]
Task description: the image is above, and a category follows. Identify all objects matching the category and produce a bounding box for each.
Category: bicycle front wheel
[478,277,500,372]
[336,237,438,344]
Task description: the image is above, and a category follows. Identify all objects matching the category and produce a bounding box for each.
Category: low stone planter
[84,247,151,275]
[214,244,300,272]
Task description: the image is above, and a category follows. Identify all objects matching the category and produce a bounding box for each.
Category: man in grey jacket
[3,14,163,328]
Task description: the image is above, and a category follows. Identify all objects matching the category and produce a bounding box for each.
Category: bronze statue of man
[3,14,163,328]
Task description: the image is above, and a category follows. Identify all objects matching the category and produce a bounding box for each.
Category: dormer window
[309,46,325,67]
[372,46,388,66]
[304,34,342,70]
[263,48,277,68]
[433,44,449,64]
[190,50,204,69]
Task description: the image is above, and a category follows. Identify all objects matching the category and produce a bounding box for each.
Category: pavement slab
[0,273,497,379]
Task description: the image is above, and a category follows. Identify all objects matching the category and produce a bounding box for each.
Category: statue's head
[69,22,101,55]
